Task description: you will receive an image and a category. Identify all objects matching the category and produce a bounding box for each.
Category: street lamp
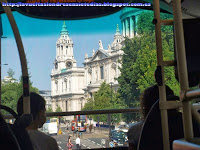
[108,82,114,139]
[79,97,84,110]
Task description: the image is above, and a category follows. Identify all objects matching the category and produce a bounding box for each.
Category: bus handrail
[3,108,140,119]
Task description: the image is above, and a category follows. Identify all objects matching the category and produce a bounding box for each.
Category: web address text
[2,2,151,7]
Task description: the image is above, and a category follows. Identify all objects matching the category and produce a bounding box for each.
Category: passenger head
[140,84,174,119]
[17,92,46,128]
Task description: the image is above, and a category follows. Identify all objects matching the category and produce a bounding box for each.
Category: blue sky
[1,10,123,90]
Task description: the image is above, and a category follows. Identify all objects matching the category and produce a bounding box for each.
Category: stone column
[135,15,139,36]
[122,20,125,37]
[108,63,111,83]
[125,18,129,37]
[130,17,134,38]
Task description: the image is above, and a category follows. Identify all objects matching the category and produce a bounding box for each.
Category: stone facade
[83,25,124,99]
[50,8,144,121]
[51,22,85,121]
[39,90,51,109]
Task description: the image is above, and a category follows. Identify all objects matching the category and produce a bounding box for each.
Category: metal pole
[108,114,111,141]
[172,0,193,140]
[0,14,2,110]
[153,0,170,149]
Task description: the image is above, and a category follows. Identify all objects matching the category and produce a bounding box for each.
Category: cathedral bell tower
[54,21,77,72]
[111,24,124,50]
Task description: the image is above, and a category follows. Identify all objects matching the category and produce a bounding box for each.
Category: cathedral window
[55,62,58,70]
[62,82,63,92]
[61,46,63,54]
[69,81,71,91]
[55,80,58,91]
[100,66,104,79]
[64,78,67,90]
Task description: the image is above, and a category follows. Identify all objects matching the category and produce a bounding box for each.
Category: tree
[1,68,39,113]
[7,68,15,79]
[82,82,125,123]
[47,107,53,113]
[117,11,179,122]
[137,11,173,35]
[82,98,94,111]
[56,106,62,112]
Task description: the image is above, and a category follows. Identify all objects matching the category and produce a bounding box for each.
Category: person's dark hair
[68,136,71,140]
[17,92,46,120]
[140,84,174,119]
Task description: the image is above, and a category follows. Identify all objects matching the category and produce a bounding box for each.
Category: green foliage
[117,11,179,122]
[56,106,62,112]
[82,98,94,111]
[137,11,173,35]
[7,68,15,79]
[46,107,53,120]
[82,82,125,123]
[47,107,53,112]
[1,69,39,113]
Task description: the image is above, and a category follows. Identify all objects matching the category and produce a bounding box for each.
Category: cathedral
[83,24,124,100]
[51,22,85,120]
[50,8,143,121]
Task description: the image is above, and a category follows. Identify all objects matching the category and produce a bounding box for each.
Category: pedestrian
[76,135,81,149]
[67,136,73,150]
[89,124,92,133]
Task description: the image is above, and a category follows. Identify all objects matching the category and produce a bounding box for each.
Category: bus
[71,120,76,131]
[75,115,87,132]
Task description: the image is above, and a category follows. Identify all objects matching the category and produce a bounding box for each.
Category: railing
[3,108,140,119]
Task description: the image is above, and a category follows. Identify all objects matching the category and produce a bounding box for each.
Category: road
[52,127,110,150]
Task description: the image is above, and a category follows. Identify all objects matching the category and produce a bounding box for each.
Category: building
[83,25,124,99]
[2,76,17,84]
[39,90,52,109]
[51,22,85,121]
[50,8,144,121]
[120,8,144,38]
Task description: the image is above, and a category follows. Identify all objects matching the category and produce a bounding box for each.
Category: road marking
[82,144,86,147]
[103,146,105,148]
[92,141,95,144]
[87,139,91,141]
[97,143,101,146]
[58,146,63,150]
[87,147,91,149]
[57,141,62,144]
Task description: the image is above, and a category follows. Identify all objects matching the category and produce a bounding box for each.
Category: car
[109,130,128,147]
[42,122,58,135]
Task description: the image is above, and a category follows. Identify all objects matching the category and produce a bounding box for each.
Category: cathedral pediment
[90,50,110,62]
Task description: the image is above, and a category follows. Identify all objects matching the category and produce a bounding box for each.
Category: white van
[42,122,58,135]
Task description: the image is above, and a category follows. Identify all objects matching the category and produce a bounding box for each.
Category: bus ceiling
[0,0,199,20]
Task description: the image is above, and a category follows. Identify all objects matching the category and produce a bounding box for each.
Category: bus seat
[11,114,34,150]
[137,96,200,150]
[0,113,21,150]
[0,104,34,150]
[173,138,200,150]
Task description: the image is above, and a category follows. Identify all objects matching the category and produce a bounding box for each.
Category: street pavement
[52,126,110,150]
